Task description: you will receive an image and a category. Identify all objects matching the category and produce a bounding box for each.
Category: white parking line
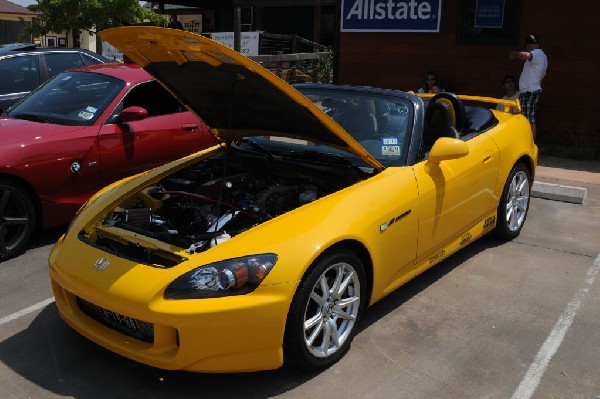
[0,298,55,327]
[511,254,600,399]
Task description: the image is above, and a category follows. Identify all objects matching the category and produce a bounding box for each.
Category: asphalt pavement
[0,153,598,398]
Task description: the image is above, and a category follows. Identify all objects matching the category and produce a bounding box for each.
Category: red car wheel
[0,181,36,261]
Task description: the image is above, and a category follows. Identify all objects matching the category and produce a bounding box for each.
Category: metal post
[234,6,241,52]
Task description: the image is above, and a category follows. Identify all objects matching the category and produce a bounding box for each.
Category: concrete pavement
[532,155,600,205]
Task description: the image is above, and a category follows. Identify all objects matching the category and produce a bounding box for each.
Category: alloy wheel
[505,170,530,232]
[0,184,34,259]
[303,262,361,358]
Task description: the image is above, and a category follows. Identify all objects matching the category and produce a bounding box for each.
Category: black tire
[0,181,36,261]
[494,162,531,240]
[283,248,366,371]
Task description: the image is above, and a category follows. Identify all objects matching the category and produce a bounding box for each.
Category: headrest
[429,92,466,133]
[423,101,460,148]
[425,101,453,130]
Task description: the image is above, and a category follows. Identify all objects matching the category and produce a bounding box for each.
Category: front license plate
[99,308,140,332]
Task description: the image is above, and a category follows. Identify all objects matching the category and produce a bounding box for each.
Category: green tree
[23,0,165,47]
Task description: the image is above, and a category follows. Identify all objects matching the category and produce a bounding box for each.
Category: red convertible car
[0,63,217,260]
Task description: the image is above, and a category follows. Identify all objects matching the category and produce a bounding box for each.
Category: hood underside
[99,27,382,170]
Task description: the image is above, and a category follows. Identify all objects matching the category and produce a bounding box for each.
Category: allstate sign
[341,0,442,32]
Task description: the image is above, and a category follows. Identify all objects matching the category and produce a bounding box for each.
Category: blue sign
[474,0,505,28]
[341,0,442,32]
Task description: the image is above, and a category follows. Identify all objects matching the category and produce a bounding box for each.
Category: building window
[456,0,522,45]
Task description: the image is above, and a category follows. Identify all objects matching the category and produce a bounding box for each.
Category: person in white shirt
[509,33,548,140]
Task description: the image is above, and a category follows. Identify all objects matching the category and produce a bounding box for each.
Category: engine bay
[84,146,368,267]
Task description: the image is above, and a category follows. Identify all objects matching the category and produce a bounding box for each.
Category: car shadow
[0,236,501,398]
[358,236,502,333]
[27,225,67,251]
[0,225,65,264]
[0,304,321,398]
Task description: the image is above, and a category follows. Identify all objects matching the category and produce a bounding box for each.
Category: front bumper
[48,238,297,373]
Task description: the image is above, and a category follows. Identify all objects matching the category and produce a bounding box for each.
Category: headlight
[164,254,277,299]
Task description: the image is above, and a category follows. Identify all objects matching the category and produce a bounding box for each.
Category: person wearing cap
[496,74,520,114]
[509,33,548,140]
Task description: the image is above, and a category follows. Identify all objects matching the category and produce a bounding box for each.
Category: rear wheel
[284,249,366,371]
[0,181,36,261]
[495,163,531,240]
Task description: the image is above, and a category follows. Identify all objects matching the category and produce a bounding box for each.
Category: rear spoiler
[414,92,521,114]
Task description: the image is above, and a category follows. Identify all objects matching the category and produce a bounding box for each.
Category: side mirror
[427,137,469,164]
[119,106,148,122]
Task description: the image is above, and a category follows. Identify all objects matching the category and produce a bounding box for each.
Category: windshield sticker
[86,106,97,113]
[78,111,94,120]
[381,137,398,146]
[381,136,400,156]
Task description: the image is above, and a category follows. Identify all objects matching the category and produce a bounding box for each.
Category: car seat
[421,100,460,158]
[339,99,377,140]
[429,92,467,134]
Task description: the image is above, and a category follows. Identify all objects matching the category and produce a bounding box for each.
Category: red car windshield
[6,71,124,126]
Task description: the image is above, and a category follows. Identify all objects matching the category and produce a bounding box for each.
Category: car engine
[88,149,367,266]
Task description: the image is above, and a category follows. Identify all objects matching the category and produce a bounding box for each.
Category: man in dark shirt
[168,15,184,30]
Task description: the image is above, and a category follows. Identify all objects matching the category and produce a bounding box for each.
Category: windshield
[6,71,124,126]
[298,88,413,167]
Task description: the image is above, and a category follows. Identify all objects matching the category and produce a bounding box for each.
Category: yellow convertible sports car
[49,27,537,373]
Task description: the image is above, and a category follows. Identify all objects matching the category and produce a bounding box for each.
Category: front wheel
[494,163,531,240]
[0,181,36,261]
[284,249,366,371]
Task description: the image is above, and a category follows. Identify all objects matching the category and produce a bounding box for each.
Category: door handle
[182,123,198,131]
[482,149,493,164]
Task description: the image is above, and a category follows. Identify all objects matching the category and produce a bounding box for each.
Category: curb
[531,181,587,205]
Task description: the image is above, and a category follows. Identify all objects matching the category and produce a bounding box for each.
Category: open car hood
[99,27,383,171]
